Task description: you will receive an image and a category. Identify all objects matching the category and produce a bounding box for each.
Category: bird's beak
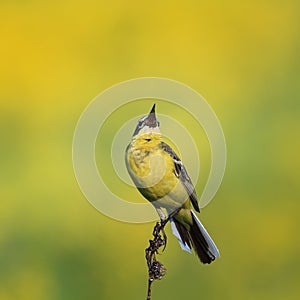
[149,103,156,114]
[145,104,157,127]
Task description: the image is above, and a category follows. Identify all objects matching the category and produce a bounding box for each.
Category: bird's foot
[151,221,167,251]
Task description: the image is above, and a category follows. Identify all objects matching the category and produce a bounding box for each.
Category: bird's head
[132,104,160,137]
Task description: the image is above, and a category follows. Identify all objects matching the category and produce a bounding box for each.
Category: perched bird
[125,104,219,264]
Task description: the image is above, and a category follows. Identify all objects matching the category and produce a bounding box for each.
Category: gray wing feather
[161,142,200,212]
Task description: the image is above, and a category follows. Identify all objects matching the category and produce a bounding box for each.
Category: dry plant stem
[145,221,168,300]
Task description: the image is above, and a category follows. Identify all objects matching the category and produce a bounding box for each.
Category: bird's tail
[171,210,220,264]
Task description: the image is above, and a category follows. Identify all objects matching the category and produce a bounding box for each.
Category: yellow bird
[125,104,219,263]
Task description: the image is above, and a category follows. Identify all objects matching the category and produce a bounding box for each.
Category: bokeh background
[1,1,300,299]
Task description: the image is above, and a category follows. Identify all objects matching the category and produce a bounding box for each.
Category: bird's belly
[127,150,188,208]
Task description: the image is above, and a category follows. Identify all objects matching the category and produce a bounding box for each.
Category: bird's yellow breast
[126,133,188,209]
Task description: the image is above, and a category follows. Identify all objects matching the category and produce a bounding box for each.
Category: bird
[125,104,219,264]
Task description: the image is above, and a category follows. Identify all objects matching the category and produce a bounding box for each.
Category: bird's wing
[161,142,200,212]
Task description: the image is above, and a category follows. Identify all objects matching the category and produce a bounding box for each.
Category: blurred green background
[1,1,300,299]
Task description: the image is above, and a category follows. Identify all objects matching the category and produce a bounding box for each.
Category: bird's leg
[154,207,182,250]
[155,208,167,223]
[155,208,168,249]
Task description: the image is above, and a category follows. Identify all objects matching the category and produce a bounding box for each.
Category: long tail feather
[171,211,219,264]
[170,220,192,253]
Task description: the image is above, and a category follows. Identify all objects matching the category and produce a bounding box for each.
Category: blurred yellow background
[1,1,299,299]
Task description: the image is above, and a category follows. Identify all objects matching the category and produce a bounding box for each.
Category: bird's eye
[145,138,151,142]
